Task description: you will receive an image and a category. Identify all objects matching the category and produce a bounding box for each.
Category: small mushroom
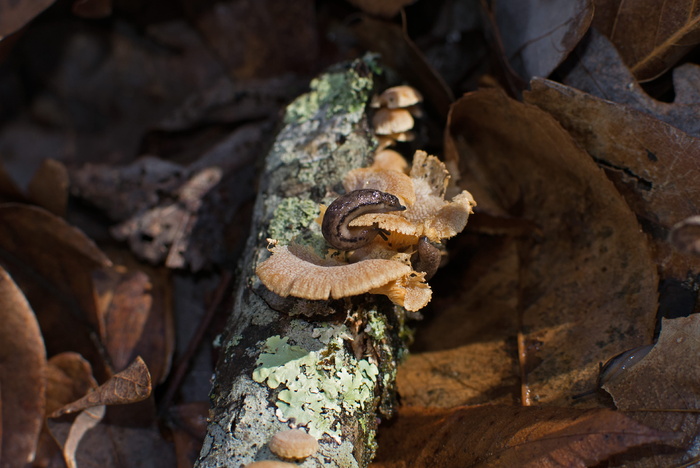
[371,85,423,109]
[244,461,297,468]
[372,108,414,135]
[268,429,319,460]
[372,149,409,173]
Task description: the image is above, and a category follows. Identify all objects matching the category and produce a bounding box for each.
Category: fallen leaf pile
[1,0,699,467]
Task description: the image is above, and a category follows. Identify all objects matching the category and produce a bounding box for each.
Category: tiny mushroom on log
[268,429,319,461]
[370,85,423,109]
[244,461,298,468]
[372,108,414,135]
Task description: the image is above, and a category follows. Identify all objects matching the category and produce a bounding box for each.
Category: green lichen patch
[267,197,321,246]
[284,62,374,124]
[252,330,379,441]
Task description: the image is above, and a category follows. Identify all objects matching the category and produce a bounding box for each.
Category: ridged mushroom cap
[256,244,412,300]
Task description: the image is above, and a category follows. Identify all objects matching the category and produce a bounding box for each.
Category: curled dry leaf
[593,0,700,81]
[372,405,673,468]
[46,353,98,416]
[0,265,46,467]
[61,405,106,468]
[446,89,658,404]
[604,314,700,467]
[51,356,151,417]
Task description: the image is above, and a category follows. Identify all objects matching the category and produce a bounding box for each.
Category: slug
[412,236,441,280]
[322,189,405,250]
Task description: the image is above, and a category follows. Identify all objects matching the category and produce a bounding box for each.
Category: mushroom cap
[372,149,409,173]
[372,85,423,108]
[268,429,319,460]
[256,244,413,300]
[244,462,297,468]
[343,167,416,206]
[372,108,414,135]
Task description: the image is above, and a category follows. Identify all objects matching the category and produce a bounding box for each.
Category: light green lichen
[284,63,374,124]
[252,329,379,441]
[364,310,388,341]
[266,197,327,254]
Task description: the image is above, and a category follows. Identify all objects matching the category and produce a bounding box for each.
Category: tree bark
[195,55,409,468]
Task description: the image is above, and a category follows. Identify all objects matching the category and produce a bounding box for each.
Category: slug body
[412,236,442,280]
[322,189,405,250]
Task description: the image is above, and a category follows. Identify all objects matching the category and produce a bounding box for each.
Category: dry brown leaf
[560,29,700,138]
[525,78,700,281]
[446,89,658,405]
[100,270,153,373]
[51,357,151,417]
[372,405,672,467]
[0,265,46,467]
[0,204,112,378]
[34,353,98,467]
[184,0,318,79]
[0,0,55,39]
[93,251,174,384]
[604,314,700,467]
[345,0,415,18]
[168,402,210,468]
[46,353,98,416]
[593,0,700,81]
[398,236,520,407]
[493,0,593,80]
[71,0,112,18]
[26,159,69,217]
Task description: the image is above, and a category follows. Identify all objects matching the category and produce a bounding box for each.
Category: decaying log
[195,56,411,468]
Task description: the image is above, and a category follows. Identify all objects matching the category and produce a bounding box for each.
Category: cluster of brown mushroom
[370,85,422,151]
[256,141,475,311]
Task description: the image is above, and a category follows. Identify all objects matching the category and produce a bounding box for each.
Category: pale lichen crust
[252,328,379,441]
